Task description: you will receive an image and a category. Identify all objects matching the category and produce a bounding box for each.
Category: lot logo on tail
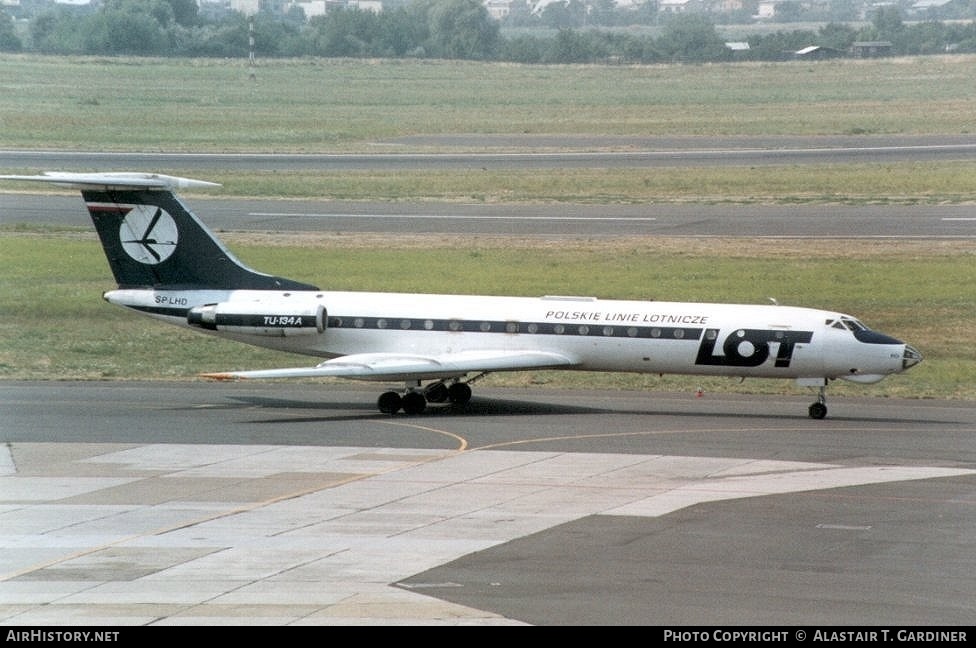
[119,204,178,265]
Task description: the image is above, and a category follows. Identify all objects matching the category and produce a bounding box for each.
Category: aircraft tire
[378,391,402,414]
[401,391,427,415]
[448,382,472,405]
[808,402,828,419]
[425,382,449,403]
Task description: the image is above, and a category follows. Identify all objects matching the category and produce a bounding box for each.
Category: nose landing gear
[808,386,828,419]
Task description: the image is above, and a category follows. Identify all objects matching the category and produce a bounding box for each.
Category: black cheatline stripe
[130,305,189,318]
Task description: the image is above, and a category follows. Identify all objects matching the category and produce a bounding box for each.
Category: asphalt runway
[1,381,974,626]
[2,195,975,239]
[4,134,976,169]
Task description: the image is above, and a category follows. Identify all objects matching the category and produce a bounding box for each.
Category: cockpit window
[836,317,869,332]
[828,317,870,332]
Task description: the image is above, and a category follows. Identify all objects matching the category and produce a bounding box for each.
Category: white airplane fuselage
[105,287,914,385]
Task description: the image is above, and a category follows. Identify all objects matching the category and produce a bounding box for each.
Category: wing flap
[202,349,577,382]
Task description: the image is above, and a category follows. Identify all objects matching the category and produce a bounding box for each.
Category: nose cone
[851,329,922,373]
[902,345,923,371]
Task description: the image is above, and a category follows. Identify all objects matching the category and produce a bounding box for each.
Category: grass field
[1,54,973,399]
[2,54,976,151]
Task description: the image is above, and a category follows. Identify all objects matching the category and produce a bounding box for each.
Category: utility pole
[248,14,256,80]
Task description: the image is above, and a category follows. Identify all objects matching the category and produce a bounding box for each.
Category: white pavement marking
[0,444,971,625]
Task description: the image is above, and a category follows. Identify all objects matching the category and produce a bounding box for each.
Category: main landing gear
[377,379,475,415]
[808,385,828,419]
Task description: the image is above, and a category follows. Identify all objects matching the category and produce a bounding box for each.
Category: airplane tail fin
[1,172,318,291]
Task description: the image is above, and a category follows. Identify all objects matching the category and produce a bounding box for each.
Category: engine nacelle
[187,301,326,337]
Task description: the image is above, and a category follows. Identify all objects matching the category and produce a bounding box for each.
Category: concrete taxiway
[1,381,975,626]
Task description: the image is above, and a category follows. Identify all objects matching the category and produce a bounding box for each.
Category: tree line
[2,0,976,63]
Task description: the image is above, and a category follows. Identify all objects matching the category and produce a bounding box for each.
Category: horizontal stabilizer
[0,172,220,191]
[202,349,578,383]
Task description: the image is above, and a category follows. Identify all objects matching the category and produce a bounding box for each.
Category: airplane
[1,171,923,419]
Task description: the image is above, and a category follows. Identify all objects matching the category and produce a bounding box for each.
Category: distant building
[293,0,328,17]
[754,0,778,19]
[230,0,261,15]
[485,0,512,19]
[713,0,746,11]
[229,0,381,17]
[351,0,381,12]
[658,0,708,13]
[850,41,893,57]
[910,0,953,14]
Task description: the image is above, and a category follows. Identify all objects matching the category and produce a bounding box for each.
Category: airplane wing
[202,349,578,383]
